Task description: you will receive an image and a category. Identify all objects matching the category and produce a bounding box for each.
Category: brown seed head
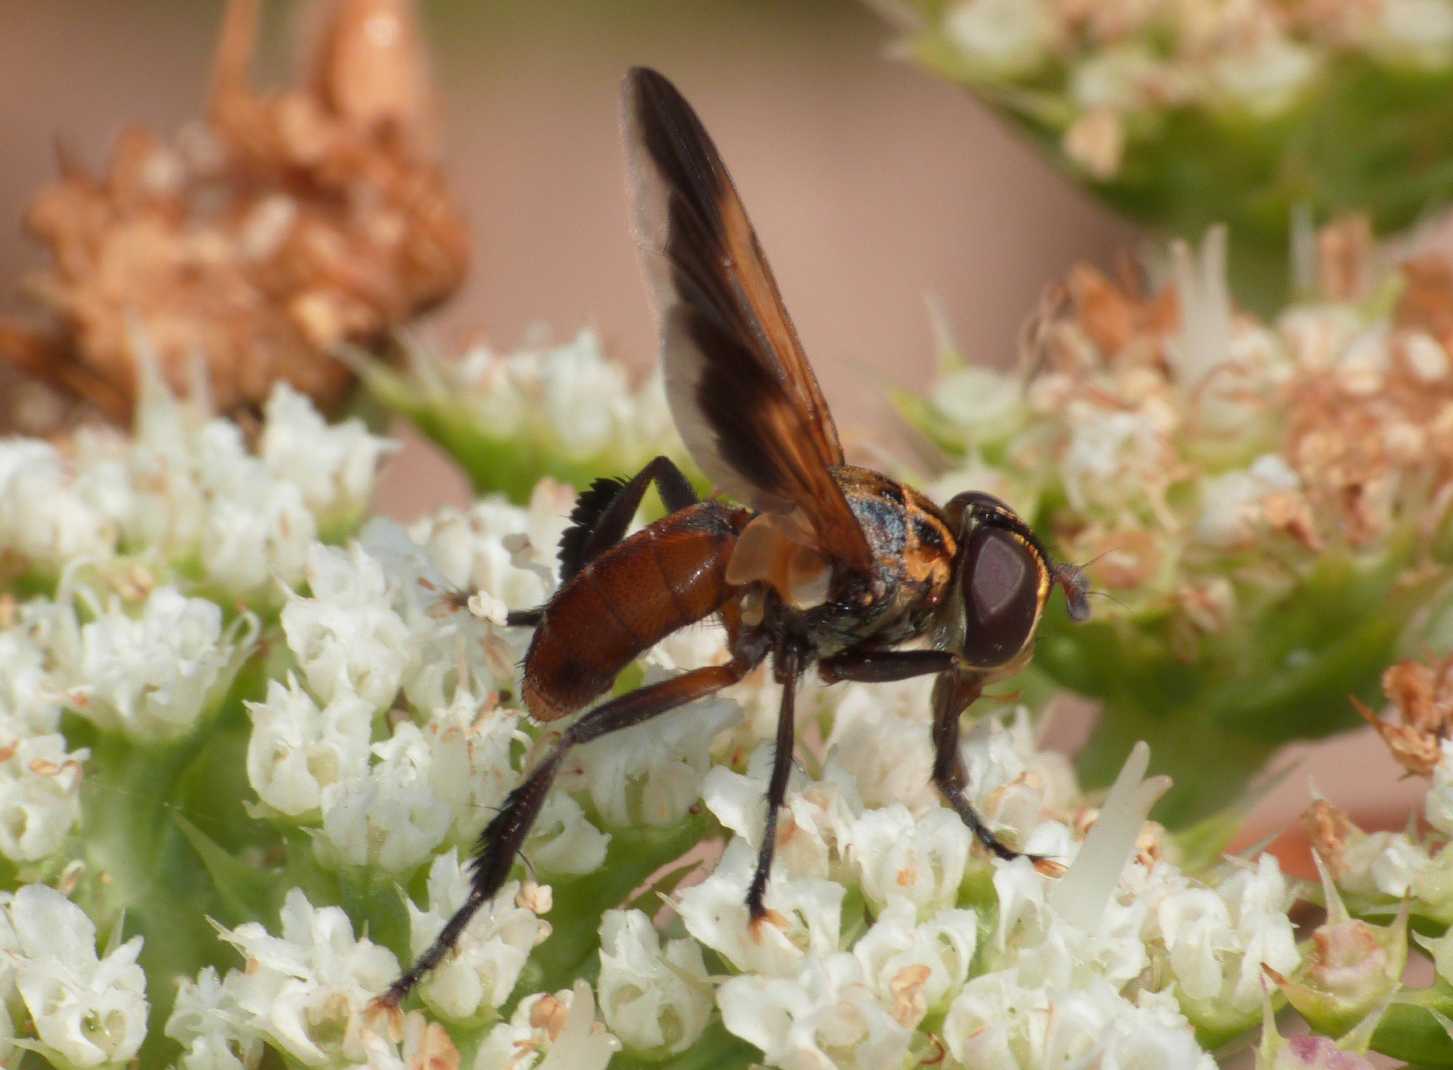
[0,0,467,429]
[1354,655,1453,777]
[1302,798,1354,877]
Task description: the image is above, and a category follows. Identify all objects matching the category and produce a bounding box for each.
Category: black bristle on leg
[557,476,630,580]
[555,456,698,581]
[375,646,763,1010]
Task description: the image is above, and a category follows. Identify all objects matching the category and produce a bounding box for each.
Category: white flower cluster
[923,227,1453,626]
[652,692,1300,1068]
[909,0,1453,175]
[0,341,1323,1066]
[127,470,1316,1068]
[252,485,634,887]
[168,888,397,1067]
[62,585,258,741]
[169,885,608,1070]
[0,580,258,865]
[362,328,681,472]
[1308,736,1453,925]
[0,365,393,604]
[0,373,389,869]
[231,476,757,1040]
[452,330,676,464]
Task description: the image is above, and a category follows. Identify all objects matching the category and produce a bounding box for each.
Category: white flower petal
[719,952,912,1070]
[214,888,398,1066]
[9,884,147,1068]
[678,838,843,977]
[597,909,712,1056]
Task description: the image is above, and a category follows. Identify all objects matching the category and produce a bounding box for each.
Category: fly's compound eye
[960,524,1048,669]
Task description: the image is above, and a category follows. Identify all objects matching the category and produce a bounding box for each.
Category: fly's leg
[377,641,765,1009]
[557,455,697,579]
[506,455,697,627]
[745,645,801,921]
[819,649,1031,864]
[817,648,956,684]
[929,667,1024,862]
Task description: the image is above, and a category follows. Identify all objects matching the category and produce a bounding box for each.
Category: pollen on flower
[473,981,619,1070]
[1302,797,1355,876]
[888,963,932,1025]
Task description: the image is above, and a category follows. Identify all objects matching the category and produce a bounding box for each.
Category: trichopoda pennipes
[380,66,1090,1007]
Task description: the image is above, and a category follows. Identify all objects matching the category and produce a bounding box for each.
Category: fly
[378,67,1089,1008]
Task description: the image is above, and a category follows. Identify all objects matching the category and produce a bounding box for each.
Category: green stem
[66,654,273,1067]
[614,1020,760,1070]
[522,810,716,994]
[76,730,238,1065]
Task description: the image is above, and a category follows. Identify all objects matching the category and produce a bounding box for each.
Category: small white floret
[0,728,87,863]
[65,587,254,740]
[212,887,399,1066]
[244,674,373,819]
[718,951,913,1070]
[677,838,844,977]
[280,542,410,710]
[569,676,741,828]
[597,908,712,1056]
[473,980,620,1070]
[260,383,396,525]
[315,722,453,873]
[8,884,147,1068]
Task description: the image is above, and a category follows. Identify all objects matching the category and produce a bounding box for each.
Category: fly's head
[944,491,1090,672]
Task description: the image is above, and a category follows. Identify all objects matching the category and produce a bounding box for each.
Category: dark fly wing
[623,67,872,572]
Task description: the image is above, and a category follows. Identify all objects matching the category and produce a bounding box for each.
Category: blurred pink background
[0,0,1421,872]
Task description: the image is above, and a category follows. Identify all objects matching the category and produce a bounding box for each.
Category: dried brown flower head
[1354,655,1453,777]
[999,223,1453,609]
[1315,214,1374,302]
[1398,254,1453,354]
[1301,797,1354,877]
[0,0,468,424]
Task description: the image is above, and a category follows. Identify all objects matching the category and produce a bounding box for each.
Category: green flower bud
[1271,857,1406,1034]
[1255,980,1381,1069]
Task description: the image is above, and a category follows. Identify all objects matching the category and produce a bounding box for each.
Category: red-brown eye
[961,525,1044,668]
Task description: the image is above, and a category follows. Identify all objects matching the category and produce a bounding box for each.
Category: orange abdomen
[522,502,749,721]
